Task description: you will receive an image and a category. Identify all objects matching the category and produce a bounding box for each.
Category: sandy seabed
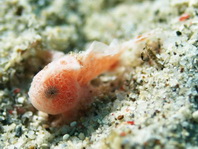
[0,0,198,149]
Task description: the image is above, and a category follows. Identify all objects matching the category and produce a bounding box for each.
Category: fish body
[28,41,123,123]
[28,33,150,125]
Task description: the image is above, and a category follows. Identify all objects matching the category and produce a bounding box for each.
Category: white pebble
[78,133,85,140]
[28,131,36,139]
[17,97,25,103]
[192,110,198,123]
[63,134,70,141]
[41,144,49,149]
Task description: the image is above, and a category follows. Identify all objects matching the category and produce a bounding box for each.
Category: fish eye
[45,86,59,99]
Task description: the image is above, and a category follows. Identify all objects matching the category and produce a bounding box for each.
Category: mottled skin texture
[28,41,123,125]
